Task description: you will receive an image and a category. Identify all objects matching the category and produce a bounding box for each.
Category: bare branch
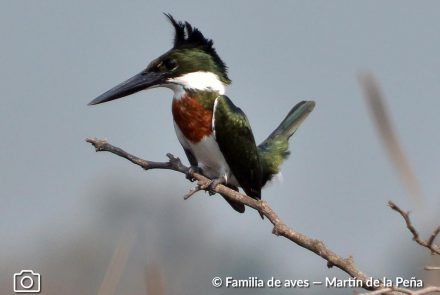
[389,201,440,255]
[87,137,380,290]
[87,138,440,293]
[411,287,440,295]
[360,286,440,295]
[427,227,440,250]
[86,138,188,173]
[183,185,203,200]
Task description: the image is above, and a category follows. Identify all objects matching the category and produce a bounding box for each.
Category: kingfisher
[89,14,315,214]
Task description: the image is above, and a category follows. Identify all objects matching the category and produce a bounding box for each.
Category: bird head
[89,14,230,105]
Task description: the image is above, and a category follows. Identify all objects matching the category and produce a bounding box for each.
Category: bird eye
[164,58,178,70]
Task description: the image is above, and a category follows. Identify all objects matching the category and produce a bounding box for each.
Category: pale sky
[1,1,439,294]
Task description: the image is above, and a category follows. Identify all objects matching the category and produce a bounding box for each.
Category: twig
[411,287,440,295]
[183,185,203,200]
[86,138,188,173]
[86,137,379,290]
[388,201,440,255]
[359,286,440,295]
[427,227,440,250]
[358,287,397,295]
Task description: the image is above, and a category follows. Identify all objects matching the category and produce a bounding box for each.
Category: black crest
[164,13,228,78]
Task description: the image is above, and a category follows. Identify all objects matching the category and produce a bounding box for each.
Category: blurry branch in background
[87,138,440,295]
[359,73,424,205]
[424,266,440,271]
[97,224,137,295]
[145,262,166,295]
[357,74,440,294]
[389,201,440,256]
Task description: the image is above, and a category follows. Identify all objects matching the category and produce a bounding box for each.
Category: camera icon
[13,270,41,293]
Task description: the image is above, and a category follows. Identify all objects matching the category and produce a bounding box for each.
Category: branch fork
[389,201,440,255]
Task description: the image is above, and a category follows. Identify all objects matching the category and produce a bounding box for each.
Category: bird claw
[186,166,202,182]
[205,177,226,195]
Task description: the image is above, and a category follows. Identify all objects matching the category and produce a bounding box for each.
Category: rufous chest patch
[172,95,213,143]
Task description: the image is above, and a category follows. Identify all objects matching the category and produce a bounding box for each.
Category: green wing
[213,95,262,200]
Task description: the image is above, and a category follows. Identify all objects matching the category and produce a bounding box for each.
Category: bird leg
[185,176,227,200]
[185,166,202,182]
[204,177,226,196]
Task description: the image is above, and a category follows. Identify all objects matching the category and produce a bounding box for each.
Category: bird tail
[258,100,315,185]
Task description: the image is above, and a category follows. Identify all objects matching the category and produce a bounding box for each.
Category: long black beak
[88,70,165,105]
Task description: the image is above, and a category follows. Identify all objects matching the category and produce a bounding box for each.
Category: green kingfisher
[89,14,315,214]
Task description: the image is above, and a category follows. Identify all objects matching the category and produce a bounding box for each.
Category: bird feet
[183,176,225,200]
[205,177,226,195]
[186,166,202,182]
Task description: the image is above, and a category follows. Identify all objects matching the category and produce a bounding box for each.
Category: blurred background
[1,0,439,294]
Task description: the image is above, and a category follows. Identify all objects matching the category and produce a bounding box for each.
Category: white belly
[174,123,238,186]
